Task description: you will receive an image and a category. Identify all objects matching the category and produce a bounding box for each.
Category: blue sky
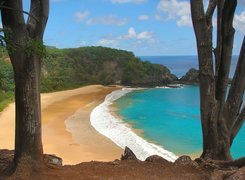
[24,0,245,56]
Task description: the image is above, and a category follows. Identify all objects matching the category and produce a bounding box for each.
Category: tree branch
[214,0,225,77]
[0,0,25,29]
[190,0,214,76]
[27,0,49,39]
[215,0,237,103]
[0,4,38,22]
[191,0,216,151]
[0,0,26,56]
[206,0,217,21]
[205,0,216,64]
[226,36,245,126]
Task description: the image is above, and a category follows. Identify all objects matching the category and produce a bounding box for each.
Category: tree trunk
[190,0,244,161]
[0,0,49,170]
[201,115,232,160]
[13,54,43,165]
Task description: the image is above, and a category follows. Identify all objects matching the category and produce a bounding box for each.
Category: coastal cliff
[179,68,199,84]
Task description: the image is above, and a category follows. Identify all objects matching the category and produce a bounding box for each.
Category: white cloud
[74,11,90,22]
[126,27,137,38]
[234,11,245,33]
[177,15,192,27]
[111,0,147,4]
[97,27,155,48]
[122,27,154,40]
[137,31,153,40]
[97,39,118,47]
[138,15,150,21]
[156,0,192,27]
[86,15,127,26]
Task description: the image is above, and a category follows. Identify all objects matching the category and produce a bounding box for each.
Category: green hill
[41,46,177,91]
[0,46,177,110]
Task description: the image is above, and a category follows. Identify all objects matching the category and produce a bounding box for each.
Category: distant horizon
[139,55,240,57]
[140,56,238,78]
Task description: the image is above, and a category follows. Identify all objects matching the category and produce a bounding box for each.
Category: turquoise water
[114,86,245,159]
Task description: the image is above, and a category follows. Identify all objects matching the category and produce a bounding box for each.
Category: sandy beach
[0,85,123,165]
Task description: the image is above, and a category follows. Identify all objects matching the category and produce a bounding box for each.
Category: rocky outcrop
[145,155,172,164]
[121,147,138,161]
[44,154,63,167]
[180,68,199,84]
[162,73,179,84]
[174,155,198,166]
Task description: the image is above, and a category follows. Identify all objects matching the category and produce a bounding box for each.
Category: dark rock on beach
[44,154,63,167]
[145,155,172,164]
[121,146,138,161]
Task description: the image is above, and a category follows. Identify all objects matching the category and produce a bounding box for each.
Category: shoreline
[106,87,201,160]
[90,88,178,162]
[0,84,200,166]
[112,103,201,159]
[0,85,123,165]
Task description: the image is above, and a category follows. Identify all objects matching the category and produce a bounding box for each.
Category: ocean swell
[90,88,178,162]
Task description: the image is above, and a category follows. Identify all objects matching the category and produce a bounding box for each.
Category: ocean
[90,56,244,161]
[114,86,245,159]
[140,56,239,78]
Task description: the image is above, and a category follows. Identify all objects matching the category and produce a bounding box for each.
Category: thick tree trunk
[190,0,244,161]
[201,146,232,161]
[0,0,49,171]
[201,116,232,161]
[13,54,43,165]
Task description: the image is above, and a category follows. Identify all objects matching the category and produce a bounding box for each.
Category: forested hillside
[41,46,177,91]
[0,46,176,110]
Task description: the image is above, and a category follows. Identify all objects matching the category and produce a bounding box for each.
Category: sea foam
[90,88,178,162]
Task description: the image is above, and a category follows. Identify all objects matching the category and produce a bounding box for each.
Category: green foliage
[0,47,14,111]
[0,47,14,92]
[24,39,47,58]
[42,46,173,89]
[0,46,175,111]
[0,28,46,58]
[0,91,13,112]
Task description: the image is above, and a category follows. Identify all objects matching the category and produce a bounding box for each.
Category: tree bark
[190,0,243,161]
[0,0,49,168]
[13,54,43,164]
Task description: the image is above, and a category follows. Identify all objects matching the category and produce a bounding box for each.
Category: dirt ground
[0,150,244,180]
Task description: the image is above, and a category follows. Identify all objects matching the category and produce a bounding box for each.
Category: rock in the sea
[121,147,138,161]
[145,155,171,164]
[44,154,63,167]
[174,155,197,166]
[180,68,199,84]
